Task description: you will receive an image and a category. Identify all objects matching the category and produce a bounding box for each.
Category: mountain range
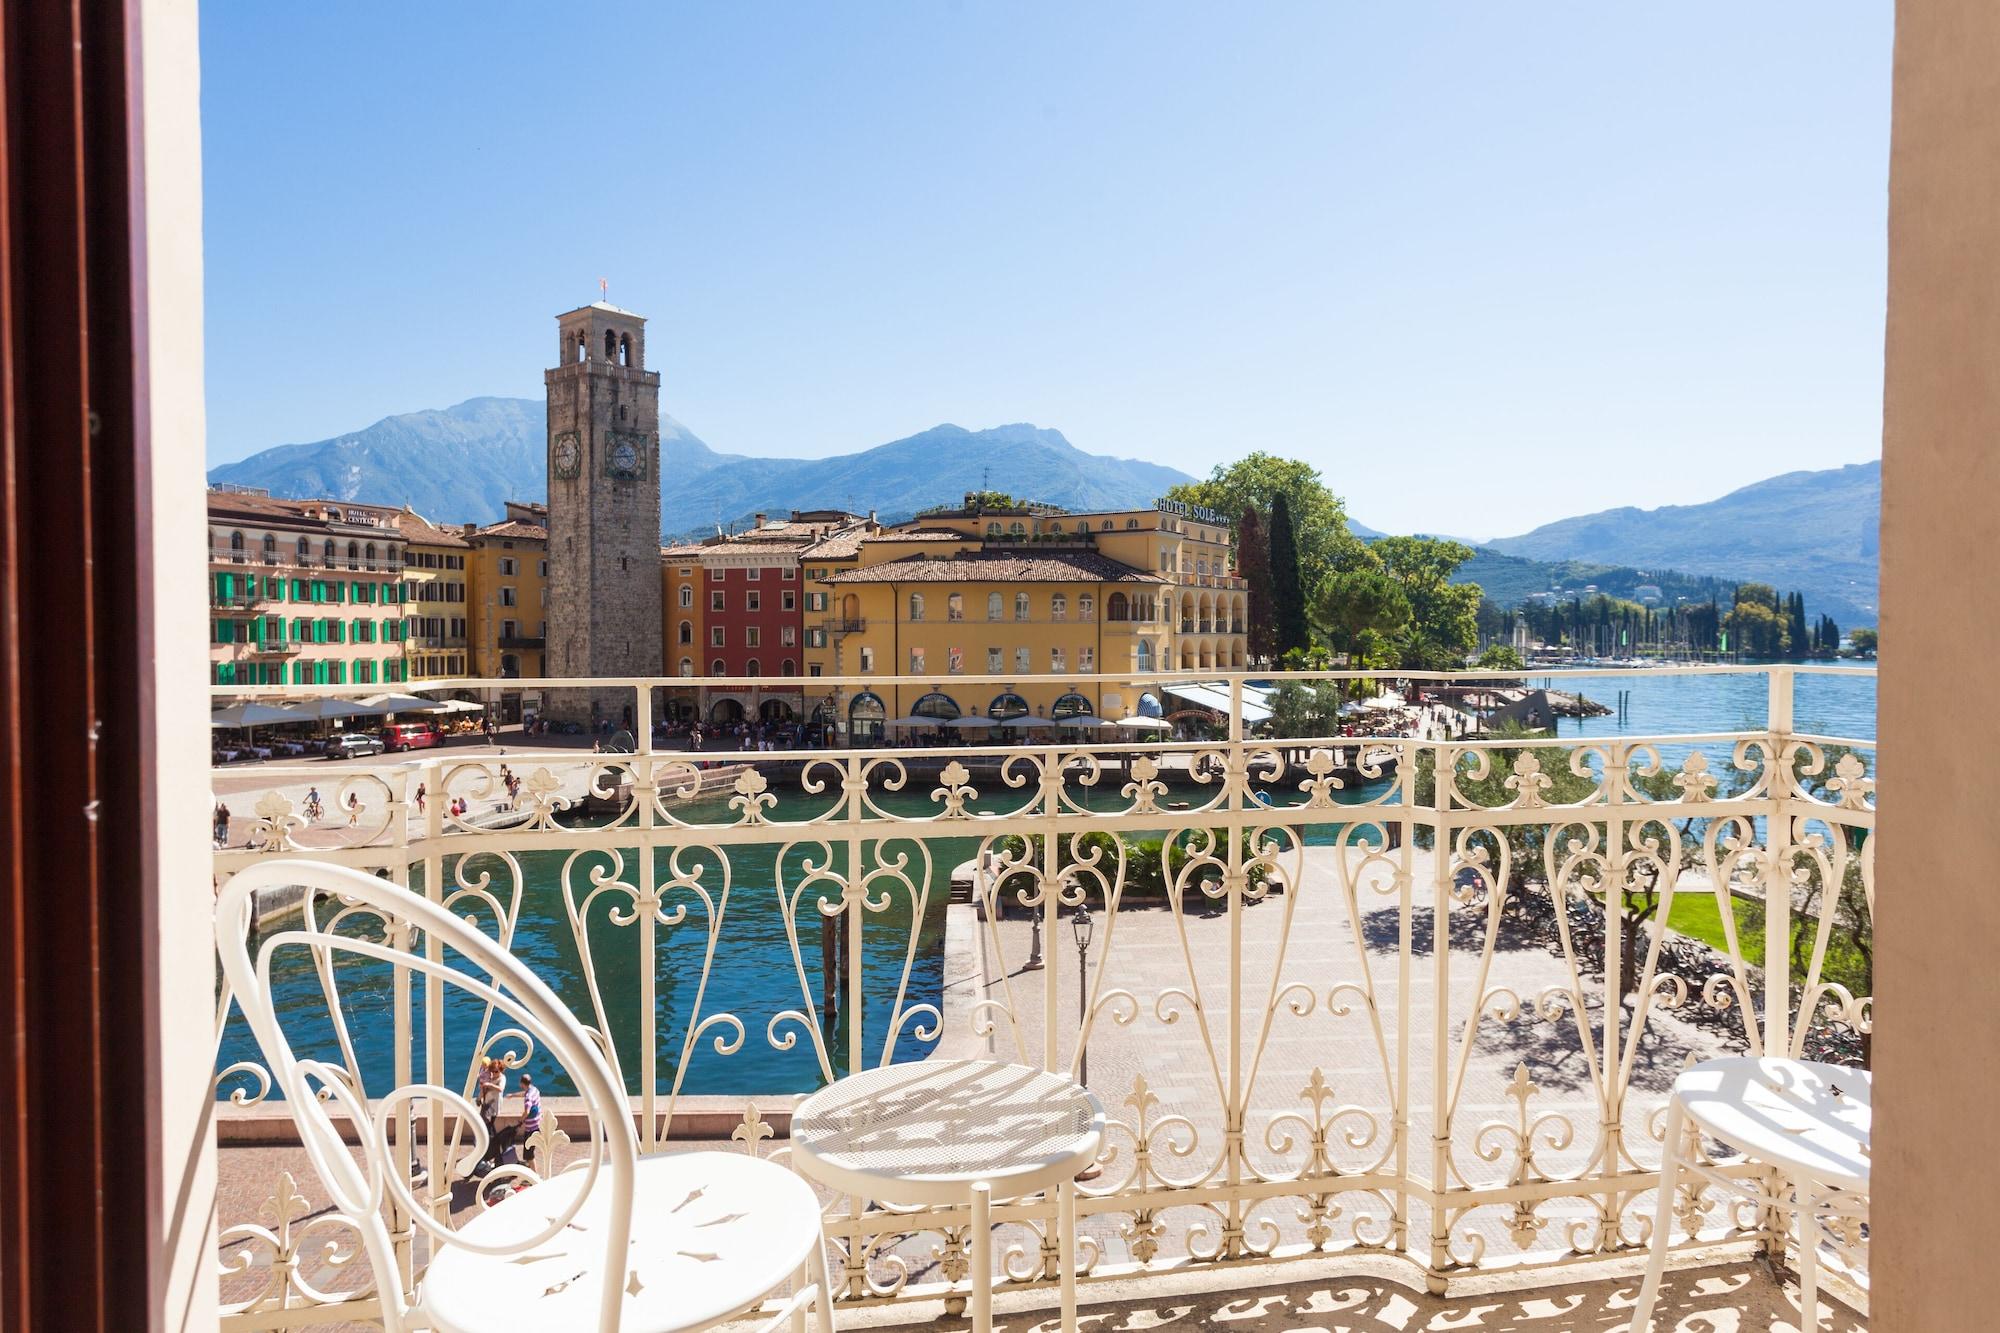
[209,395,1881,628]
[206,397,1193,536]
[1482,460,1880,627]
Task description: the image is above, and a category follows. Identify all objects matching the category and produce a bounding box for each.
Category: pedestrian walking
[346,792,362,826]
[473,1057,506,1171]
[516,1072,543,1167]
[212,802,230,848]
[414,782,426,815]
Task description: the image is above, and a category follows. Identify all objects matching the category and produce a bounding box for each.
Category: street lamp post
[1070,906,1093,1087]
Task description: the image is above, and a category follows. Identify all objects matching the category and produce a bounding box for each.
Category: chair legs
[1630,1098,1685,1331]
[1795,1174,1821,1332]
[970,1180,993,1333]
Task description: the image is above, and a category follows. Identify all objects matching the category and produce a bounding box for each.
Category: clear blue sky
[201,3,1892,536]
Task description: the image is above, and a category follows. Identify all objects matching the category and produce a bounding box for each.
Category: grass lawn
[1661,889,1765,962]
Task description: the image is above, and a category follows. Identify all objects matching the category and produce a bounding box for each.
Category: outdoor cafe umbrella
[1114,716,1172,732]
[430,699,485,713]
[209,701,300,750]
[1056,715,1115,729]
[359,693,437,714]
[942,715,998,729]
[1002,714,1056,728]
[209,701,299,728]
[283,698,388,724]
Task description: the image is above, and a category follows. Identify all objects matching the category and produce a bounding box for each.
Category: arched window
[909,593,925,621]
[1051,692,1091,721]
[323,539,336,561]
[1009,521,1026,537]
[575,334,587,363]
[911,691,960,721]
[619,333,632,367]
[986,691,1029,722]
[347,541,360,566]
[1136,640,1154,671]
[680,657,693,677]
[678,621,692,644]
[229,530,245,552]
[947,592,964,621]
[746,658,760,677]
[1049,522,1063,534]
[782,659,797,676]
[712,659,726,676]
[986,522,1001,537]
[1050,594,1067,622]
[1107,592,1129,622]
[1101,520,1113,531]
[987,592,1002,620]
[604,329,618,361]
[849,691,886,743]
[1079,594,1095,622]
[1125,518,1139,529]
[296,536,310,560]
[366,542,376,565]
[1014,592,1030,621]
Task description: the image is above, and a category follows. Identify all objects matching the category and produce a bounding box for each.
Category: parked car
[327,732,386,759]
[381,721,441,752]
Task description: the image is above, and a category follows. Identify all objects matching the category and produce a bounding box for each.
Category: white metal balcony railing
[207,666,1875,1329]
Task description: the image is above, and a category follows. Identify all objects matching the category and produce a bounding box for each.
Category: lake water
[216,668,1874,1101]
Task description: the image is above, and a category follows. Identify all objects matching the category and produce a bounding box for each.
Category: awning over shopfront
[1160,681,1274,725]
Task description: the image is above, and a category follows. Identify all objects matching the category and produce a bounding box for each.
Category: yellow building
[465,502,548,681]
[801,496,1249,740]
[661,541,706,681]
[392,509,471,680]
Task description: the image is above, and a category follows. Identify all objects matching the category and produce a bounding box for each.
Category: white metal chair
[216,859,836,1333]
[1630,1055,1870,1331]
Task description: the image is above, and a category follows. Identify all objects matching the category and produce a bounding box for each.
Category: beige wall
[1875,1,2000,1327]
[143,1,217,1327]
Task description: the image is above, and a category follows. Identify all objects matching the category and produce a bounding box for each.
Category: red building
[665,512,861,725]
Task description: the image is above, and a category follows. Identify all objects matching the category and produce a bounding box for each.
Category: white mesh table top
[791,1059,1104,1204]
[1674,1056,1872,1188]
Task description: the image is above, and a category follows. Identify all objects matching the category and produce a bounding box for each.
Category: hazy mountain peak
[207,398,1193,535]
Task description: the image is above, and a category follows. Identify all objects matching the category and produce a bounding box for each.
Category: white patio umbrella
[431,699,485,713]
[942,715,998,729]
[1056,715,1114,729]
[1114,716,1172,732]
[210,701,299,728]
[284,698,387,724]
[359,693,437,714]
[1002,714,1057,729]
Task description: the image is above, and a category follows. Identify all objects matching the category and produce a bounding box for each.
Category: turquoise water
[216,670,1874,1101]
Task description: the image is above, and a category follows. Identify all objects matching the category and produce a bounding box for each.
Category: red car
[381,722,441,752]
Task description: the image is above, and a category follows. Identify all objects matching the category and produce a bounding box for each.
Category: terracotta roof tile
[823,550,1164,585]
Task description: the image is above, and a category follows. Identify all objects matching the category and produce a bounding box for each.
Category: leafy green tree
[1266,678,1346,737]
[1371,535,1482,669]
[1313,566,1410,665]
[1236,507,1276,664]
[1165,453,1365,597]
[1269,492,1309,657]
[1475,643,1525,671]
[1849,626,1876,657]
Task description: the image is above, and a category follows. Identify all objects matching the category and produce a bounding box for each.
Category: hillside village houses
[209,485,1248,733]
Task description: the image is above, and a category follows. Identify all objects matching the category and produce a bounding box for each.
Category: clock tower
[543,302,664,725]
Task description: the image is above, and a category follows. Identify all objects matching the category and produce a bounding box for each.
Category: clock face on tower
[607,431,644,479]
[551,431,581,479]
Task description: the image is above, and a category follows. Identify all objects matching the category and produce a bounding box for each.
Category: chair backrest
[215,860,639,1333]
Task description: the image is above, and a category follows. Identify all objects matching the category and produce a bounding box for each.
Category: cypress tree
[1236,507,1277,665]
[1269,492,1308,658]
